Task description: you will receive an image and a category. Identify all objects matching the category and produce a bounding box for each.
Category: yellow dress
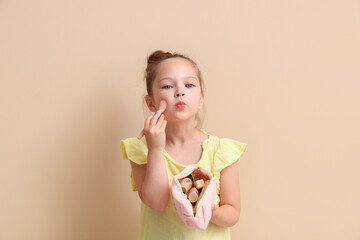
[120,129,248,240]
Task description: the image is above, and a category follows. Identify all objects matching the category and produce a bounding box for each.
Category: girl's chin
[164,115,196,123]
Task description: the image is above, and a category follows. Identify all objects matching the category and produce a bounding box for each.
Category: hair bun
[147,50,172,64]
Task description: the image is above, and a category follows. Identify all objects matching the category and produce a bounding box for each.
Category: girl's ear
[198,93,205,110]
[145,95,156,112]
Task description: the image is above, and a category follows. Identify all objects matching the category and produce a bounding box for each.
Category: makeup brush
[137,100,167,139]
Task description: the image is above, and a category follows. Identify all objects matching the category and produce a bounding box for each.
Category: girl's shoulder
[120,137,148,165]
[203,129,248,170]
[203,129,247,154]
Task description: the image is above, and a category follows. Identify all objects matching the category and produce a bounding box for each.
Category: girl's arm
[130,110,169,211]
[130,150,169,211]
[210,162,241,227]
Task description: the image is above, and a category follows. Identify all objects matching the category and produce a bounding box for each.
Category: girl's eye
[186,84,195,88]
[162,85,172,89]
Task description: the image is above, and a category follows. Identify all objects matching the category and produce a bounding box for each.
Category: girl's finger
[160,119,167,131]
[156,114,165,126]
[150,110,162,126]
[145,111,155,127]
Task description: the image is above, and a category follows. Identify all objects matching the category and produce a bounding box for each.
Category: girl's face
[145,58,204,122]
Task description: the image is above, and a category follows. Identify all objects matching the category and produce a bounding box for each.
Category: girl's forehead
[156,58,197,76]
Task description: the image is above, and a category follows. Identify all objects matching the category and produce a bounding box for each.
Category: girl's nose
[175,87,185,97]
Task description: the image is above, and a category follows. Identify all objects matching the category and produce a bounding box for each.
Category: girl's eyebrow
[159,76,197,82]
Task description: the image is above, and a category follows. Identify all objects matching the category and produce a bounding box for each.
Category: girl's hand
[212,203,218,214]
[143,110,167,152]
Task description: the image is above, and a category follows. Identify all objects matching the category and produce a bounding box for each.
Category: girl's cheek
[157,93,171,101]
[161,98,170,108]
[159,98,170,112]
[155,91,171,106]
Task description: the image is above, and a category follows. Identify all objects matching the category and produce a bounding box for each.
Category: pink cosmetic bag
[171,165,216,230]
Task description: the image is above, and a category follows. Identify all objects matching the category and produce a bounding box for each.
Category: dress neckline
[163,129,210,167]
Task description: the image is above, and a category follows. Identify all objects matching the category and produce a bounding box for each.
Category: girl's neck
[165,121,200,146]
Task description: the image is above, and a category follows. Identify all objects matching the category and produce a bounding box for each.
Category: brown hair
[144,50,206,129]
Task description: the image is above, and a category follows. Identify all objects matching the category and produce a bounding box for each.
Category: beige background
[1,0,359,239]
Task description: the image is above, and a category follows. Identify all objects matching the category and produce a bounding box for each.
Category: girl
[121,50,248,239]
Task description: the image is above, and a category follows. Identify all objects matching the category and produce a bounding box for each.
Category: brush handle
[137,129,144,139]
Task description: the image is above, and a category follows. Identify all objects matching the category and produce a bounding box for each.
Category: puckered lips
[175,101,186,109]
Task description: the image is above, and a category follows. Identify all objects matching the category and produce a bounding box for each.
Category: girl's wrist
[148,148,165,157]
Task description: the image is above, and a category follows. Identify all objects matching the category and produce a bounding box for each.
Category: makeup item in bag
[180,177,193,194]
[171,165,216,230]
[194,179,204,189]
[188,187,199,203]
[179,169,211,215]
[193,180,210,215]
[191,168,209,182]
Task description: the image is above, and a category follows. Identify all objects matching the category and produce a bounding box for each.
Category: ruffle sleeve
[120,137,148,165]
[120,137,148,191]
[213,138,248,194]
